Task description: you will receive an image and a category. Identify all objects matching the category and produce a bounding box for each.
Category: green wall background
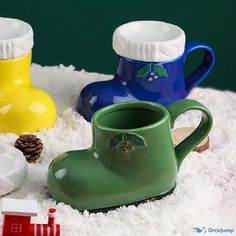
[1,0,235,91]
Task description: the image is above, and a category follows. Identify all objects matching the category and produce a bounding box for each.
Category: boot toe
[78,80,137,121]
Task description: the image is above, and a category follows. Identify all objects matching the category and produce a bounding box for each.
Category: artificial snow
[0,64,235,236]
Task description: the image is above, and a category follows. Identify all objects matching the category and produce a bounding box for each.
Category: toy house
[1,198,60,236]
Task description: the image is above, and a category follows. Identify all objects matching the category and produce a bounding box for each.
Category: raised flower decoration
[136,63,168,82]
[109,133,146,152]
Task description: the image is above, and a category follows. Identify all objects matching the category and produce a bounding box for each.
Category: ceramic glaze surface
[0,52,56,134]
[122,22,181,42]
[0,143,28,196]
[0,17,33,59]
[112,21,186,62]
[0,17,31,39]
[48,100,213,211]
[78,41,215,121]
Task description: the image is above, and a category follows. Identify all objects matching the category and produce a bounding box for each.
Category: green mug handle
[167,99,213,170]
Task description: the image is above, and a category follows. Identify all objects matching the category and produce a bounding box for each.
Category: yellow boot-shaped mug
[0,17,56,134]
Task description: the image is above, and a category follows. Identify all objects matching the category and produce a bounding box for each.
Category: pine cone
[15,134,43,163]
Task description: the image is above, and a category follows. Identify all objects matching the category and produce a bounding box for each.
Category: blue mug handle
[184,41,215,94]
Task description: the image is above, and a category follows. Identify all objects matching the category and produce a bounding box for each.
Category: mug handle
[184,41,215,94]
[167,99,213,170]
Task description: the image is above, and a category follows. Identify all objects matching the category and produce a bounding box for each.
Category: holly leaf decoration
[109,133,146,150]
[125,133,146,147]
[137,64,151,77]
[109,133,123,148]
[153,65,168,77]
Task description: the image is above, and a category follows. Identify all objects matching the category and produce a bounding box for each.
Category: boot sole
[89,184,176,213]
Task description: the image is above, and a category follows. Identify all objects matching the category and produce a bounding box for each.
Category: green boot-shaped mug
[47,99,213,211]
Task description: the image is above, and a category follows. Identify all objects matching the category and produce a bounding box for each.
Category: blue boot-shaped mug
[78,21,215,121]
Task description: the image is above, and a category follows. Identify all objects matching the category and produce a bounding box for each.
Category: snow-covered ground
[0,64,235,236]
